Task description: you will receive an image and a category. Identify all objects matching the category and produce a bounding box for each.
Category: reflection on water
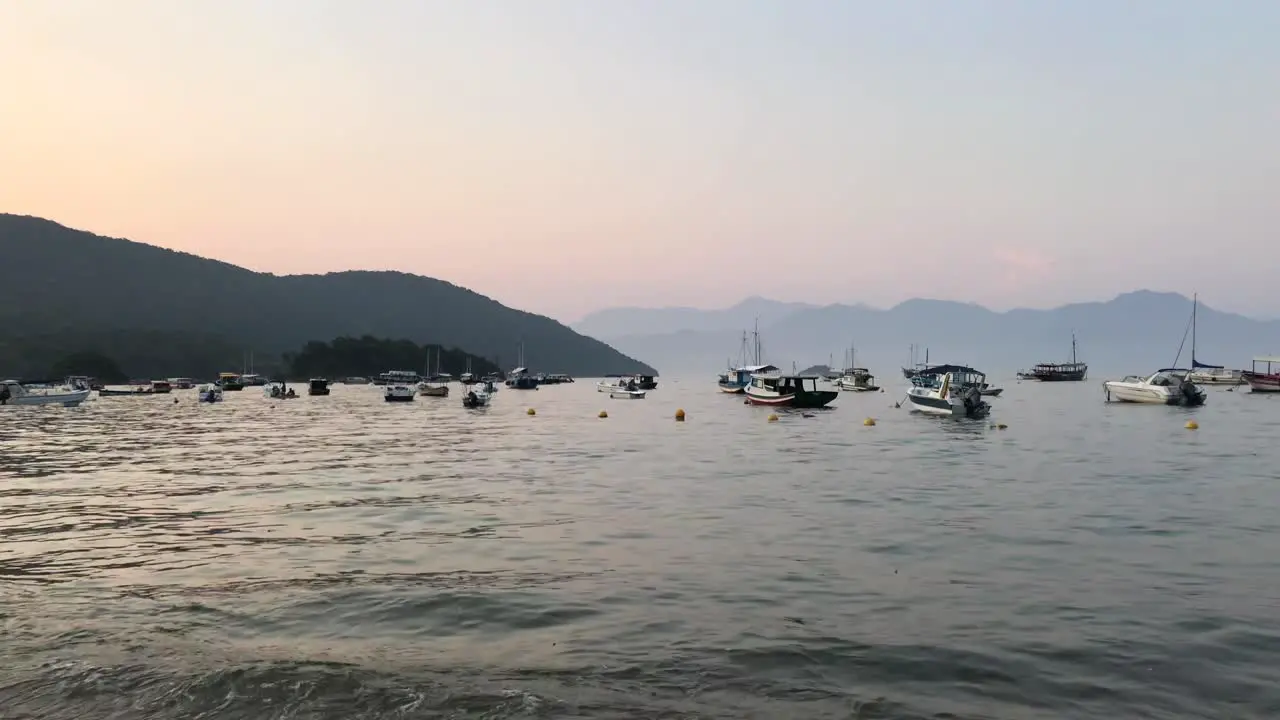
[1,379,1278,719]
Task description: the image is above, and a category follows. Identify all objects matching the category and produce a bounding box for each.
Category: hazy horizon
[4,1,1278,321]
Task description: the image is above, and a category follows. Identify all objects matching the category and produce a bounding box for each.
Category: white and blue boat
[718,364,777,394]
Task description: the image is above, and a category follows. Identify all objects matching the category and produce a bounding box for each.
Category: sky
[2,0,1278,322]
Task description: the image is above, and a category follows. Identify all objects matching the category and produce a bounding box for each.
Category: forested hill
[0,214,654,378]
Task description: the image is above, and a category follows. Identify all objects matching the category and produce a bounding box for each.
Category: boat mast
[1071,331,1077,365]
[1182,293,1192,363]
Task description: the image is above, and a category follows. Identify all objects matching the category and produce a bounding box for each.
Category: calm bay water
[1,378,1277,719]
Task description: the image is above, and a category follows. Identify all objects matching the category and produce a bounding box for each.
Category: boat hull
[308,388,330,396]
[99,388,155,397]
[1103,382,1206,406]
[744,389,838,408]
[418,385,449,397]
[610,390,646,399]
[3,389,92,407]
[905,390,990,418]
[1243,372,1280,392]
[837,381,879,392]
[718,384,746,394]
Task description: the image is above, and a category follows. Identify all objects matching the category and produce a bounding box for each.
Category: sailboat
[1184,295,1243,385]
[507,341,538,390]
[836,344,879,392]
[717,321,776,393]
[1101,294,1208,405]
[902,345,930,379]
[417,346,450,396]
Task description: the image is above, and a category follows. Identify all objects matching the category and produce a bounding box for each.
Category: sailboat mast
[1182,289,1192,361]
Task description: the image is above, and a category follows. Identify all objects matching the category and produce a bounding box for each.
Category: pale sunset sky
[2,0,1277,321]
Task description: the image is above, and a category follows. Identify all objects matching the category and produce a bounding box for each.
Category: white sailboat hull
[1103,374,1206,406]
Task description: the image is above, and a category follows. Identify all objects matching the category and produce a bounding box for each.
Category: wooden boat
[1242,356,1280,393]
[744,374,838,408]
[217,373,245,391]
[1029,333,1088,381]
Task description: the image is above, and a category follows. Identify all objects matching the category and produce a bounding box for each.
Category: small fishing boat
[610,388,646,399]
[197,384,224,403]
[168,377,196,390]
[100,385,157,397]
[308,378,331,396]
[417,381,449,397]
[384,384,415,402]
[462,380,496,408]
[597,375,640,393]
[264,382,298,399]
[1103,369,1206,406]
[744,374,838,408]
[0,379,92,407]
[1242,356,1280,393]
[631,374,657,390]
[217,373,245,391]
[905,372,991,418]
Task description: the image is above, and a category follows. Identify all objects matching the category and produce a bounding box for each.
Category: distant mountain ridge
[578,291,1280,377]
[0,214,654,378]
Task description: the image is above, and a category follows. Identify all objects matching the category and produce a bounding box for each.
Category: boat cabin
[309,378,330,391]
[910,364,986,388]
[150,380,172,393]
[750,374,822,395]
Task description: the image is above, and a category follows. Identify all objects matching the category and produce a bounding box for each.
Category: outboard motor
[961,386,983,416]
[1180,381,1199,403]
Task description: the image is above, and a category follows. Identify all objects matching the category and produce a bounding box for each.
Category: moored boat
[384,385,415,402]
[719,364,776,393]
[910,365,1001,397]
[308,378,331,396]
[1183,295,1242,385]
[631,374,657,390]
[744,374,838,408]
[217,373,245,391]
[197,384,224,403]
[462,381,494,408]
[417,381,449,397]
[905,372,990,418]
[0,379,92,407]
[264,382,297,399]
[1029,333,1088,381]
[597,375,640,393]
[1242,356,1280,393]
[1103,369,1206,406]
[836,368,879,392]
[610,388,646,399]
[168,377,196,390]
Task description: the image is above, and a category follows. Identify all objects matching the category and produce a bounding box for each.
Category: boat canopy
[918,364,983,377]
[739,364,778,373]
[1253,356,1280,364]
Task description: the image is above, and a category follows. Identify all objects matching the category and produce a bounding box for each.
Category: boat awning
[1253,356,1280,363]
[740,364,778,373]
[919,364,982,375]
[1192,360,1224,369]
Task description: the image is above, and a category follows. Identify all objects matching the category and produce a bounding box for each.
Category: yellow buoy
[675,408,686,421]
[527,408,536,416]
[863,417,876,426]
[767,413,779,422]
[598,410,608,418]
[1185,420,1198,430]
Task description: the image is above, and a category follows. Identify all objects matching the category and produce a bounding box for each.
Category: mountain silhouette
[0,214,654,379]
[579,292,1280,378]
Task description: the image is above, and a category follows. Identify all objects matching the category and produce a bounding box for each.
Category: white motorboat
[1183,294,1243,385]
[610,389,646,399]
[197,384,224,403]
[836,368,880,392]
[462,382,494,408]
[1103,369,1206,406]
[0,379,92,407]
[598,376,640,393]
[905,372,990,418]
[384,385,415,402]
